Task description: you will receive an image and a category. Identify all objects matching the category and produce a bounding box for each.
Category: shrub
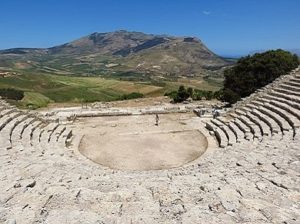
[166,85,221,102]
[164,90,178,99]
[193,89,214,100]
[120,92,144,100]
[213,89,224,100]
[0,88,24,100]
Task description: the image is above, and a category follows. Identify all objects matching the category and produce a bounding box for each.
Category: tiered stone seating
[9,114,30,142]
[11,117,36,150]
[227,121,245,142]
[238,107,271,137]
[257,98,300,125]
[46,123,60,143]
[205,121,228,147]
[229,113,253,140]
[285,80,300,88]
[249,102,291,133]
[1,113,28,149]
[211,119,236,145]
[254,100,300,131]
[264,94,300,110]
[246,105,281,135]
[206,67,300,147]
[234,110,262,139]
[0,99,73,152]
[273,86,300,97]
[216,117,240,143]
[268,90,300,104]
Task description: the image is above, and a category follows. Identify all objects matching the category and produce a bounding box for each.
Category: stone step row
[273,86,300,97]
[10,120,71,154]
[284,80,300,88]
[0,98,74,152]
[205,121,228,148]
[0,112,22,133]
[0,114,29,149]
[249,102,291,132]
[211,118,236,145]
[264,94,300,110]
[0,113,72,152]
[234,109,263,139]
[231,114,253,140]
[289,77,300,84]
[268,90,300,104]
[253,100,300,131]
[281,81,300,90]
[245,105,280,135]
[238,107,271,137]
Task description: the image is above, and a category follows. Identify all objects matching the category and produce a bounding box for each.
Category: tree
[187,87,193,98]
[221,88,241,105]
[222,49,299,105]
[175,85,189,102]
[165,86,189,103]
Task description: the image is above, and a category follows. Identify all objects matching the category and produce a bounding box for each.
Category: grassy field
[0,73,163,109]
[20,92,52,108]
[0,71,222,109]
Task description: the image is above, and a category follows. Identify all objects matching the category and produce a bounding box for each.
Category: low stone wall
[44,102,223,122]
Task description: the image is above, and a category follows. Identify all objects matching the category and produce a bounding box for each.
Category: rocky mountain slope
[0,30,229,78]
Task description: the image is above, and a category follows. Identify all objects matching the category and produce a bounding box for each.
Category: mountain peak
[0,30,229,77]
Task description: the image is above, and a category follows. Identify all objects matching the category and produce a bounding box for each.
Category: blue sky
[0,0,299,56]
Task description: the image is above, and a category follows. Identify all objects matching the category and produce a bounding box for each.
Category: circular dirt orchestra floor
[77,114,208,170]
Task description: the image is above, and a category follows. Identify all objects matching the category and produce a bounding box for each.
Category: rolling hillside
[0,30,230,108]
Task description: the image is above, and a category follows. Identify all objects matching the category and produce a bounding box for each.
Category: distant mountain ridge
[0,30,230,78]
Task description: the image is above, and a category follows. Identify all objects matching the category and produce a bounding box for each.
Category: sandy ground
[77,113,208,170]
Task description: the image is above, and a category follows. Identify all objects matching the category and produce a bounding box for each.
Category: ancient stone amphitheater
[1,68,299,224]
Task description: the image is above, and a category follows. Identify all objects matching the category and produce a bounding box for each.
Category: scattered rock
[13,183,21,188]
[25,180,36,188]
[272,162,280,169]
[208,202,224,213]
[75,190,81,199]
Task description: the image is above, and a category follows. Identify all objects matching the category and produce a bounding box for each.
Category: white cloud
[202,10,211,15]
